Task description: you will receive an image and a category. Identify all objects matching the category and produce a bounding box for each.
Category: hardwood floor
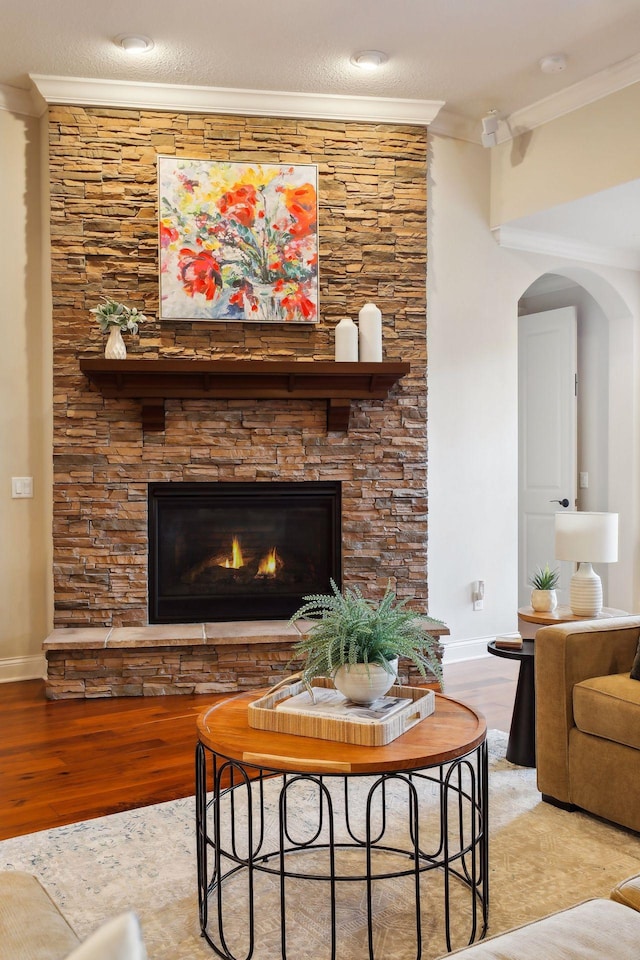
[0,656,518,841]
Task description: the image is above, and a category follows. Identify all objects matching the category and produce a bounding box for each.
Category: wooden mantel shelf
[79,358,411,433]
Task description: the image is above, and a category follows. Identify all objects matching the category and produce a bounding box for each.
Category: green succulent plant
[90,297,146,334]
[289,579,444,687]
[529,564,560,590]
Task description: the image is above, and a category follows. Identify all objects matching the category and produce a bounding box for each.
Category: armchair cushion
[0,871,80,960]
[573,673,640,750]
[611,872,640,912]
[65,914,146,960]
[443,899,640,959]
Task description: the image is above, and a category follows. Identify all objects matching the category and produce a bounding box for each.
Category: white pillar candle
[358,302,383,362]
[334,317,359,362]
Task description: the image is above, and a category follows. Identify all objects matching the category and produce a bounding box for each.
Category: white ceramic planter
[333,658,398,705]
[105,326,127,360]
[530,589,558,612]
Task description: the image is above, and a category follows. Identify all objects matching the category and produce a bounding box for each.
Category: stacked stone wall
[45,642,305,698]
[48,106,428,627]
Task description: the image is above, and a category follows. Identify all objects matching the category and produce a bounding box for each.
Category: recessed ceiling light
[539,53,567,74]
[114,34,155,54]
[350,50,389,70]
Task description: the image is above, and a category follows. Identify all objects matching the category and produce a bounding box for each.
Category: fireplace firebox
[148,481,341,623]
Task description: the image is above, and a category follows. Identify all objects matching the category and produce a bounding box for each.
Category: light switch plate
[12,477,33,498]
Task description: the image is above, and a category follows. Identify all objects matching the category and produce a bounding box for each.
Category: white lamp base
[569,562,603,617]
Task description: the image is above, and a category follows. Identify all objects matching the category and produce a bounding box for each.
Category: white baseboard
[0,654,46,683]
[441,636,495,664]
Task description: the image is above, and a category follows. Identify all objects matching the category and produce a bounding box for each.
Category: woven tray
[248,676,435,746]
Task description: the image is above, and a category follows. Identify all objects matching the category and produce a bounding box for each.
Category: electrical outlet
[579,472,589,489]
[472,580,485,610]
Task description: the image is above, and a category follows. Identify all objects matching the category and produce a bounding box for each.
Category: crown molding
[493,225,640,271]
[29,75,445,126]
[0,82,42,117]
[508,52,640,136]
[428,109,479,144]
[24,50,640,136]
[432,52,640,146]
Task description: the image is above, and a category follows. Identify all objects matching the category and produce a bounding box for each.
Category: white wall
[428,133,640,661]
[0,107,50,682]
[427,135,531,661]
[491,82,640,226]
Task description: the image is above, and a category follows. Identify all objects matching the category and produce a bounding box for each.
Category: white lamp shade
[555,511,618,564]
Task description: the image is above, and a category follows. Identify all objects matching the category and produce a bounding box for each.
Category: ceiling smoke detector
[539,53,567,74]
[350,50,389,70]
[115,35,155,54]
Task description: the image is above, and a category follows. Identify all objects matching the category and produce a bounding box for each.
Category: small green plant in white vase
[529,564,560,612]
[289,579,444,704]
[90,297,146,359]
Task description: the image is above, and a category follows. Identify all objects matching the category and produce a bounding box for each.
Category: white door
[518,307,577,606]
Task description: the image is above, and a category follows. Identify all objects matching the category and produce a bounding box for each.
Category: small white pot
[530,589,558,612]
[333,658,398,705]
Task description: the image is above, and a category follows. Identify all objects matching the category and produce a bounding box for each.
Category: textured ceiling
[2,0,640,121]
[3,0,640,258]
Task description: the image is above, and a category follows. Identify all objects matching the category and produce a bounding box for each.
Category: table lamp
[554,511,618,617]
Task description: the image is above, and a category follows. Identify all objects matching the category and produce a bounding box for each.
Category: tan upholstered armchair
[535,615,640,833]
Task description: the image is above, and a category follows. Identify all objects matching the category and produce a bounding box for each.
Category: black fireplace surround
[148,481,342,623]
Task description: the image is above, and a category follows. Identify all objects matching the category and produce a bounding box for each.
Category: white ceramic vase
[105,326,127,360]
[333,658,398,705]
[530,589,558,612]
[358,302,383,362]
[334,317,359,361]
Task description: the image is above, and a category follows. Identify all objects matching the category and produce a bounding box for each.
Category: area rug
[1,731,640,960]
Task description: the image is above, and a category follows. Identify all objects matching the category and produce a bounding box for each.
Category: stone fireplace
[43,105,432,698]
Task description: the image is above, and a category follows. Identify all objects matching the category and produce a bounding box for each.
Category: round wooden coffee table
[196,691,488,958]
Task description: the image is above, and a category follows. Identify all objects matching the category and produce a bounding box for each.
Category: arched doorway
[517,268,635,612]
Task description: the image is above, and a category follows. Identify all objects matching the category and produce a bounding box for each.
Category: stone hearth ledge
[43,620,305,649]
[43,621,309,699]
[43,621,446,700]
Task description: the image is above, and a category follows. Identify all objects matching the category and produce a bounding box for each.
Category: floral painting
[158,157,319,323]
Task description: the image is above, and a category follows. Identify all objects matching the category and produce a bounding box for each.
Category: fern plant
[289,579,443,686]
[529,564,560,590]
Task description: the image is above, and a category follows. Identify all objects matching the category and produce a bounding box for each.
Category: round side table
[517,605,627,640]
[487,640,536,767]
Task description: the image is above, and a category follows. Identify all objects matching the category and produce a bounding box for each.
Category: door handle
[550,498,570,508]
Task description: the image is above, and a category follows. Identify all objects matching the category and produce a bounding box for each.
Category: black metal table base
[196,742,488,960]
[506,658,536,767]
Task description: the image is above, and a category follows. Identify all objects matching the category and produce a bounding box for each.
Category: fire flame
[257,547,278,577]
[221,536,244,569]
